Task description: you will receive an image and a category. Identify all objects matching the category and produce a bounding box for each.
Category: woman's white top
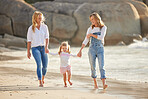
[49,52,77,67]
[27,23,49,48]
[82,25,107,45]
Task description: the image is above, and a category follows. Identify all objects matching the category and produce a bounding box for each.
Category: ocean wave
[128,38,148,49]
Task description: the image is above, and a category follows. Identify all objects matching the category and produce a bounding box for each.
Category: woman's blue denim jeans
[32,46,48,80]
[88,37,106,79]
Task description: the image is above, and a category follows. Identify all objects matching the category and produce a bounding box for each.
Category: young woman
[77,12,108,89]
[27,11,49,87]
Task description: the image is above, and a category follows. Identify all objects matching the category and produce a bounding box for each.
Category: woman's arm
[27,42,31,59]
[77,44,85,57]
[97,26,107,40]
[45,25,49,53]
[77,27,91,57]
[45,39,49,53]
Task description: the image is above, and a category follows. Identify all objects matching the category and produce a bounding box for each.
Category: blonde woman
[27,11,49,87]
[77,12,108,89]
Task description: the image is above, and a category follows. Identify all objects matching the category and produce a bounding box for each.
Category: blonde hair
[89,12,104,29]
[58,41,71,55]
[32,11,45,32]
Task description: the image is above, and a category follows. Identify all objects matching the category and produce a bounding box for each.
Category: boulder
[0,34,27,48]
[0,15,13,35]
[72,2,141,45]
[140,16,148,36]
[130,1,148,36]
[0,0,36,37]
[49,37,60,44]
[51,13,77,39]
[55,0,142,4]
[33,1,80,16]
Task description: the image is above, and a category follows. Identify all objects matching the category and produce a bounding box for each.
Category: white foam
[128,38,148,49]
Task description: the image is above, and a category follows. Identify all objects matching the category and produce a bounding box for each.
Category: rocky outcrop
[0,34,27,48]
[0,15,13,35]
[52,13,77,39]
[72,2,141,45]
[33,2,80,16]
[0,0,36,37]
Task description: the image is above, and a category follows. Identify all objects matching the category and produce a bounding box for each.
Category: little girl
[49,41,78,87]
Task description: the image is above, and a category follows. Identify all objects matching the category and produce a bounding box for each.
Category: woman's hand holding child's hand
[77,51,82,57]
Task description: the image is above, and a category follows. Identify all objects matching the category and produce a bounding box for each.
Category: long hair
[58,41,71,55]
[89,12,104,29]
[32,11,45,32]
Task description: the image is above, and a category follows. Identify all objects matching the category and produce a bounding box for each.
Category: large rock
[51,13,77,39]
[33,1,80,16]
[72,2,141,45]
[140,16,148,36]
[0,34,27,48]
[55,0,142,4]
[130,1,148,36]
[0,15,13,35]
[130,1,148,16]
[0,0,36,37]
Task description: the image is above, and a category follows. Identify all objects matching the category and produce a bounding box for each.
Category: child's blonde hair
[58,41,70,55]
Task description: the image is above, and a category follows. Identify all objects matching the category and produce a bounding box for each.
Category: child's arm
[49,52,59,56]
[70,53,78,57]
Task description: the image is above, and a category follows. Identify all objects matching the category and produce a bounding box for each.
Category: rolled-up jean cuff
[100,77,106,80]
[38,78,41,80]
[91,75,97,78]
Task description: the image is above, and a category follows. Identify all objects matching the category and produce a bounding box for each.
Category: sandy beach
[0,47,148,99]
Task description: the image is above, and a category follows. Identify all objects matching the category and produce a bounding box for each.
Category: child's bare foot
[103,84,108,89]
[68,80,72,86]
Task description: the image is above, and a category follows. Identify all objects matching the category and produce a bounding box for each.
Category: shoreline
[0,66,148,99]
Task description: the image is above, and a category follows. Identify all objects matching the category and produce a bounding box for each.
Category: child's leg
[67,70,72,85]
[63,73,67,87]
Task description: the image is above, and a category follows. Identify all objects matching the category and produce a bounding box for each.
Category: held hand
[27,52,31,59]
[45,47,49,53]
[77,51,82,57]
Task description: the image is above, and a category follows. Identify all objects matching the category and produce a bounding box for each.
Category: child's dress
[49,52,77,74]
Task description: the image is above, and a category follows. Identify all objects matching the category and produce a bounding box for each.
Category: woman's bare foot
[68,80,72,86]
[103,84,108,89]
[42,80,44,84]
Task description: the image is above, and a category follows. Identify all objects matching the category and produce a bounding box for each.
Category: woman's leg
[63,73,67,87]
[32,47,43,87]
[97,51,107,89]
[41,46,48,84]
[88,49,97,88]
